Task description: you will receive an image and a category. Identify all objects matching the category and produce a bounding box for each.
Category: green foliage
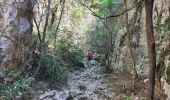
[90,0,115,9]
[100,0,115,9]
[89,0,122,17]
[32,3,85,87]
[36,26,84,88]
[85,19,118,54]
[32,17,85,88]
[0,70,32,100]
[161,17,170,35]
[39,53,68,88]
[38,41,84,88]
[157,50,170,84]
[57,38,85,70]
[122,96,132,100]
[71,4,84,25]
[86,31,109,58]
[162,17,170,30]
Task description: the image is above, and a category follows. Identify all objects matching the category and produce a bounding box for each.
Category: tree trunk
[145,0,156,99]
[42,0,51,44]
[50,5,58,26]
[54,0,65,49]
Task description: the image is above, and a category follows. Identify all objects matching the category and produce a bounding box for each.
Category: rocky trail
[31,60,140,100]
[16,60,159,100]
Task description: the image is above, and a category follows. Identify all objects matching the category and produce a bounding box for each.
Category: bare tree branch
[33,15,41,43]
[54,0,66,49]
[50,4,59,26]
[1,33,31,54]
[42,0,51,43]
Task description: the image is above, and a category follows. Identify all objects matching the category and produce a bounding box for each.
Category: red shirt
[87,51,93,60]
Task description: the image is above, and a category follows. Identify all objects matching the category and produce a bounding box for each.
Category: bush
[38,53,68,88]
[57,38,85,70]
[0,70,32,100]
[33,26,84,88]
[36,39,84,88]
[123,96,132,100]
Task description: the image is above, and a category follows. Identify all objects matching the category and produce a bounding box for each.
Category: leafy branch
[78,0,143,19]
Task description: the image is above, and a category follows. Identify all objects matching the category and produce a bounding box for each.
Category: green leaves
[161,17,170,31]
[0,70,31,100]
[100,0,115,9]
[92,0,115,10]
[91,0,116,17]
[71,4,84,25]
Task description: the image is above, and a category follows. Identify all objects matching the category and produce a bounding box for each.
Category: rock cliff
[111,0,170,98]
[0,0,34,71]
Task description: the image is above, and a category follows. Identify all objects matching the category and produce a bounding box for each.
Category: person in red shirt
[87,50,93,67]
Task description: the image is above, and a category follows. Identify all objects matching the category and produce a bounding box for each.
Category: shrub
[0,70,32,100]
[57,38,85,70]
[33,26,84,88]
[36,38,84,88]
[38,53,68,88]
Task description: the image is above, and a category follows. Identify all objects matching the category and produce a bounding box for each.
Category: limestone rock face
[0,0,34,71]
[111,0,170,74]
[111,0,170,98]
[111,0,145,74]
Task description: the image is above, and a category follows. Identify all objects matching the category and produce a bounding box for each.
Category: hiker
[87,50,93,67]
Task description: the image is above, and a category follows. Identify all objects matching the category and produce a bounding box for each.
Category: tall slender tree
[42,0,51,44]
[145,0,156,99]
[54,0,65,49]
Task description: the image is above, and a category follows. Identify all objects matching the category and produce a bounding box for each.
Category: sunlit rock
[0,0,34,70]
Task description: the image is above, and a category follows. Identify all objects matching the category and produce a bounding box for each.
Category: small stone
[98,87,105,90]
[135,97,139,100]
[78,85,86,92]
[39,90,55,99]
[113,76,117,79]
[144,79,149,83]
[18,91,23,96]
[58,92,69,100]
[38,90,44,94]
[69,90,83,98]
[3,77,13,84]
[78,96,88,100]
[101,81,107,84]
[15,95,22,99]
